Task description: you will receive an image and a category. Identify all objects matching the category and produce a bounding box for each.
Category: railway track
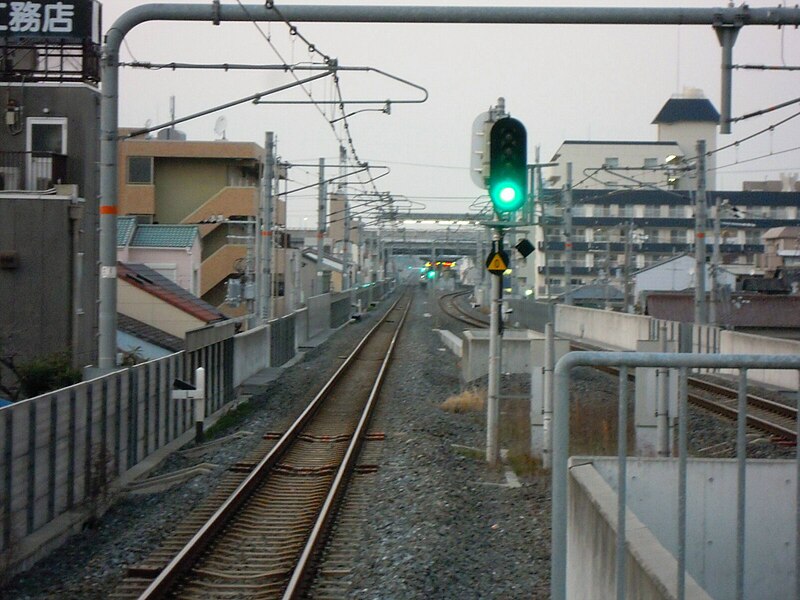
[438,289,489,328]
[111,292,410,600]
[439,297,796,443]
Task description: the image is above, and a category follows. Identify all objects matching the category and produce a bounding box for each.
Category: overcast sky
[105,1,800,227]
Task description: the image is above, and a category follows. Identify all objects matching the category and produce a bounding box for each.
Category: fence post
[194,367,206,443]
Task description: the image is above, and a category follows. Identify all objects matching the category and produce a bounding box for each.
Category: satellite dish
[214,115,228,140]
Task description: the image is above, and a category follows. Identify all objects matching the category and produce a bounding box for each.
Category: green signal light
[490,180,525,212]
[426,270,436,280]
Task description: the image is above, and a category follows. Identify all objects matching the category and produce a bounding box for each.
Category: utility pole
[623,222,633,313]
[339,145,351,291]
[564,162,573,306]
[259,131,274,323]
[710,197,721,325]
[316,157,326,296]
[694,140,708,325]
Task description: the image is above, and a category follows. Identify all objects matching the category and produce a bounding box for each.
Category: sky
[104,1,800,227]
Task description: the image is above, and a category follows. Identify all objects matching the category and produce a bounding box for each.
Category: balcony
[0,151,67,192]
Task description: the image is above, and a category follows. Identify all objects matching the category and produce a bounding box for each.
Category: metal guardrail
[551,351,800,600]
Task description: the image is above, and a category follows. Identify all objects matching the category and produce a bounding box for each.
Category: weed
[440,389,485,413]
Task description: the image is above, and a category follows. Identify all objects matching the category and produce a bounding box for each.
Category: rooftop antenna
[214,115,228,140]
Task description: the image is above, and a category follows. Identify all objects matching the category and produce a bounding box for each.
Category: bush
[17,352,81,398]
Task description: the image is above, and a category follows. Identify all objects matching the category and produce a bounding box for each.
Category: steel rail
[283,292,411,598]
[136,293,408,599]
[438,290,490,328]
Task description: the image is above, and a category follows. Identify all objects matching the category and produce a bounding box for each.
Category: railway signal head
[489,117,527,214]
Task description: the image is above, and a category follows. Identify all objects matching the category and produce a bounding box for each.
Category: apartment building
[117,132,289,316]
[520,92,800,299]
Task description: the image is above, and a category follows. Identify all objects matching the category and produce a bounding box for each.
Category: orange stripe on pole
[100,205,117,215]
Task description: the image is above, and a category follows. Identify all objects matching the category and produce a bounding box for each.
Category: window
[604,157,619,168]
[619,204,635,217]
[643,157,658,168]
[668,205,686,218]
[745,230,763,245]
[128,156,153,184]
[643,205,661,218]
[26,117,67,190]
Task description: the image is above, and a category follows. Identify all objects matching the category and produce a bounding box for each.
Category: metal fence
[551,351,800,600]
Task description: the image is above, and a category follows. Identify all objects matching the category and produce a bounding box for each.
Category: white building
[632,254,736,308]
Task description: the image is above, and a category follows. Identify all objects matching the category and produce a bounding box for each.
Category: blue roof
[653,98,720,124]
[117,216,137,246]
[130,225,198,248]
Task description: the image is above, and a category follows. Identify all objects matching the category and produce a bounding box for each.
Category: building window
[643,205,661,218]
[604,157,619,168]
[619,204,635,217]
[643,157,658,168]
[668,205,686,218]
[128,156,153,184]
[745,230,763,245]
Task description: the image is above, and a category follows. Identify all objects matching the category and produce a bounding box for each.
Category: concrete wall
[578,457,797,600]
[233,325,269,387]
[462,330,544,383]
[720,329,800,389]
[556,305,651,350]
[306,294,331,340]
[568,460,712,600]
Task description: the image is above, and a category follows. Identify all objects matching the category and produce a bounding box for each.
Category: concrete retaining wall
[306,294,331,340]
[555,305,651,350]
[294,307,309,347]
[462,330,544,383]
[233,325,269,387]
[571,457,796,600]
[720,329,800,389]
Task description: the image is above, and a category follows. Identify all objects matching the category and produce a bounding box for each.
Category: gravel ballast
[1,285,794,599]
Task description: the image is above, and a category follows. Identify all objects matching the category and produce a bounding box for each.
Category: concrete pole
[694,140,708,325]
[316,158,326,296]
[487,228,502,466]
[623,222,633,313]
[260,132,274,323]
[542,322,554,469]
[339,145,351,291]
[564,162,573,306]
[710,197,721,326]
[656,323,670,456]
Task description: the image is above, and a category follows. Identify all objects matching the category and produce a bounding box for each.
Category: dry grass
[440,389,485,413]
[570,399,624,456]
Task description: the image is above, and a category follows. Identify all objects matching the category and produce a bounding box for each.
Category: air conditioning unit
[0,167,20,191]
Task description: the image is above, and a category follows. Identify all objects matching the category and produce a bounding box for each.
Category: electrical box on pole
[489,117,527,214]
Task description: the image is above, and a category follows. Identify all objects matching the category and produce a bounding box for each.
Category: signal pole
[487,229,503,465]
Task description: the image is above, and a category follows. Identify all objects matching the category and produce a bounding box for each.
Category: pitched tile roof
[652,98,721,124]
[117,313,184,352]
[130,224,199,248]
[118,262,227,324]
[117,216,137,246]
